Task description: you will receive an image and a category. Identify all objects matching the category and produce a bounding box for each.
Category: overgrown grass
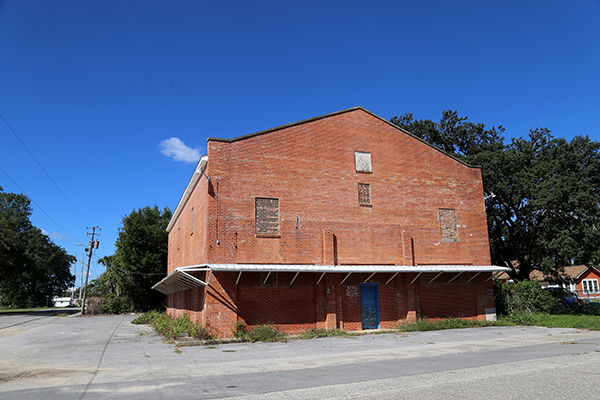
[298,327,350,339]
[132,311,213,341]
[530,313,600,331]
[395,317,505,332]
[133,310,600,346]
[232,321,286,342]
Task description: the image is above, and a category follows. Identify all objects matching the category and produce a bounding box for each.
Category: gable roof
[167,107,482,232]
[207,107,480,169]
[530,265,600,281]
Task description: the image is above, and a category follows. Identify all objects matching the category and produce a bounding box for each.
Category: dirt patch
[0,368,83,384]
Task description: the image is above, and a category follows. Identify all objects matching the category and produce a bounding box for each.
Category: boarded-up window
[358,183,371,205]
[439,208,458,242]
[255,198,279,235]
[355,151,372,172]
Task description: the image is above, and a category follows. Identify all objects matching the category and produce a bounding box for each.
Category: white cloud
[41,229,64,241]
[159,137,201,164]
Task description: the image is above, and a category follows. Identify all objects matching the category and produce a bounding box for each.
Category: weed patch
[131,311,213,341]
[299,328,349,339]
[395,317,498,332]
[232,321,285,342]
[530,313,600,331]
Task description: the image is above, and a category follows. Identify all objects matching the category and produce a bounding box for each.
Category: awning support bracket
[364,272,377,283]
[467,271,482,283]
[290,271,300,286]
[386,272,399,285]
[316,272,326,285]
[448,272,463,283]
[429,272,443,283]
[340,272,352,285]
[410,272,422,284]
[263,271,272,285]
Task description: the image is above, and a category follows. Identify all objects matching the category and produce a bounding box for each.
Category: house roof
[152,264,511,295]
[532,265,600,281]
[498,265,600,282]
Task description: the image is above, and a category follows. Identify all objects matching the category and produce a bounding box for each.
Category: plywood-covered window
[439,208,458,242]
[255,198,279,236]
[355,151,372,172]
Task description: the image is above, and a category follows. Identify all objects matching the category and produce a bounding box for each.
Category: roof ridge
[206,106,479,169]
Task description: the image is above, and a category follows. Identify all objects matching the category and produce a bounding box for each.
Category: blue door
[360,283,380,329]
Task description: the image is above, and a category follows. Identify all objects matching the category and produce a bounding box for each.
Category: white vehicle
[52,297,73,307]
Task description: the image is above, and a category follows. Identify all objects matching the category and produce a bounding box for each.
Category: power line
[0,166,84,244]
[93,253,167,276]
[0,112,92,226]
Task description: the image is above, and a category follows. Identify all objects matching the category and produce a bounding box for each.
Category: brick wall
[166,108,494,336]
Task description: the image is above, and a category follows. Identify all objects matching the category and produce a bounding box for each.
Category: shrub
[84,297,102,315]
[495,280,554,324]
[232,321,285,342]
[252,324,285,342]
[189,323,213,340]
[131,310,162,325]
[132,311,213,341]
[99,297,130,314]
[232,320,249,340]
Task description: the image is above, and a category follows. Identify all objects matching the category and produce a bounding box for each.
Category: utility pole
[71,255,76,303]
[80,226,101,316]
[79,253,84,301]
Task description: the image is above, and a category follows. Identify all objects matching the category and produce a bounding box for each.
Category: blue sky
[1,1,599,284]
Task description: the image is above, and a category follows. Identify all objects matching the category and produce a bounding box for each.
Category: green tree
[391,110,505,158]
[391,112,600,281]
[0,187,75,307]
[91,206,171,312]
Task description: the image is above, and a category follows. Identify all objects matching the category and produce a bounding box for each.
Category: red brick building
[153,107,509,338]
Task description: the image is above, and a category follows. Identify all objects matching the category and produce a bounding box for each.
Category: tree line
[0,187,75,307]
[87,206,171,313]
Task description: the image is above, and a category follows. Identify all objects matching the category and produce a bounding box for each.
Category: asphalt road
[0,310,599,399]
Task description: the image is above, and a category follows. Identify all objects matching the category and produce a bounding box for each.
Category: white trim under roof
[166,155,208,233]
[208,264,509,273]
[152,264,510,295]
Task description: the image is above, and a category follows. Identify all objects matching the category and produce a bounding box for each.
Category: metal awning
[207,264,509,273]
[152,263,510,295]
[152,266,212,295]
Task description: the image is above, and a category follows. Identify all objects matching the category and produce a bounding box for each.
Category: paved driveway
[1,310,599,399]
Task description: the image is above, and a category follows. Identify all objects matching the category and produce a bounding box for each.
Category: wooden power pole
[80,226,100,315]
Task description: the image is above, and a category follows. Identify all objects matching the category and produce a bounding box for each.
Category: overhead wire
[0,166,85,244]
[0,112,93,226]
[93,253,166,276]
